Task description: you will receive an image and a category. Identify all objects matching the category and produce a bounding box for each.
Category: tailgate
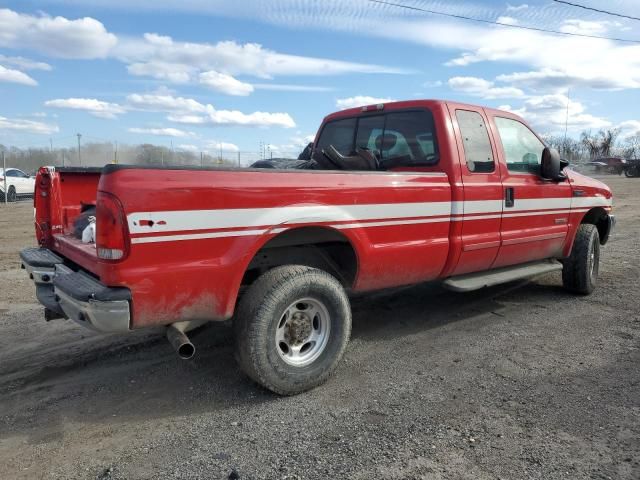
[35,166,102,274]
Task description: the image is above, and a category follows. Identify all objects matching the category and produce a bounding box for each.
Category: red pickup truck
[20,99,615,395]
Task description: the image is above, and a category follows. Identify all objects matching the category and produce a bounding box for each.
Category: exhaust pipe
[167,324,195,360]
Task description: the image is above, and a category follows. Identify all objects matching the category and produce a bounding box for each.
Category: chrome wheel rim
[275,297,331,367]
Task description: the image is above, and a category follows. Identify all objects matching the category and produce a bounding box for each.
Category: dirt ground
[0,176,638,480]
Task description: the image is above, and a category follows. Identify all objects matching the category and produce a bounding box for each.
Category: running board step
[442,259,563,292]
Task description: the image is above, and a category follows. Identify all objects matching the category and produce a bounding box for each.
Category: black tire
[562,224,600,295]
[7,186,16,203]
[234,265,351,395]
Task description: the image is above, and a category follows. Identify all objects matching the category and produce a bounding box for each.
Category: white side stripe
[128,202,452,235]
[128,196,611,244]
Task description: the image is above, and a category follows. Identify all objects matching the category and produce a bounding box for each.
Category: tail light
[96,192,129,261]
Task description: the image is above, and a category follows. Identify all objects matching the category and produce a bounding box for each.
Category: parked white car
[0,168,36,202]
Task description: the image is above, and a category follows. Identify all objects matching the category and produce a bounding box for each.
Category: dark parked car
[588,157,626,175]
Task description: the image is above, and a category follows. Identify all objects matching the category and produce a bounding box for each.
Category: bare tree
[623,134,640,159]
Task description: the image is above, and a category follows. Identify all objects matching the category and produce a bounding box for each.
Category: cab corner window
[495,117,545,175]
[313,117,357,158]
[455,110,495,173]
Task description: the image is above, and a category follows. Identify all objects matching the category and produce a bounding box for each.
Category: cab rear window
[313,110,439,168]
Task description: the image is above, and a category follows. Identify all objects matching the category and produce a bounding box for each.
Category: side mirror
[541,147,566,181]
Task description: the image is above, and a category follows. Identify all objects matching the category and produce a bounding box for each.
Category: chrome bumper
[20,247,131,333]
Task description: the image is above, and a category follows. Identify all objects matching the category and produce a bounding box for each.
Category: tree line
[0,142,238,175]
[544,129,640,164]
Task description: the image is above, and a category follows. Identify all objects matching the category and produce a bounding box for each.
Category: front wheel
[234,265,351,395]
[562,224,600,295]
[7,186,16,202]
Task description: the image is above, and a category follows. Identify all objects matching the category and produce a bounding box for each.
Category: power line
[368,0,640,43]
[553,0,640,22]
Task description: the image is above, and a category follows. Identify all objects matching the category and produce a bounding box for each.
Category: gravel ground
[0,176,638,480]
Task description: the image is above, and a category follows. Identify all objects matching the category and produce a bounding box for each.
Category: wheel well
[581,207,609,244]
[242,227,358,288]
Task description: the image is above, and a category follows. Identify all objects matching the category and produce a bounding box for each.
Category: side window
[495,117,545,174]
[455,110,495,173]
[5,170,18,177]
[379,111,438,167]
[314,118,357,157]
[16,170,29,178]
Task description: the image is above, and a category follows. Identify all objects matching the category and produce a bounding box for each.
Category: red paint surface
[33,100,613,329]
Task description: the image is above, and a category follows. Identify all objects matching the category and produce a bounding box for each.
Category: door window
[455,110,495,173]
[495,117,545,174]
[5,170,18,177]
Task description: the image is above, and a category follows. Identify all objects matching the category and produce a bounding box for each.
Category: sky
[0,0,639,158]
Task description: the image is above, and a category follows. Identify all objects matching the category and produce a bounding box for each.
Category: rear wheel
[234,265,351,395]
[6,186,16,202]
[562,224,600,295]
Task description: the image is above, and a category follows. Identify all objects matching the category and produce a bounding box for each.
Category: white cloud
[169,109,295,128]
[335,96,395,109]
[205,141,240,153]
[0,8,117,59]
[506,4,529,12]
[199,71,254,96]
[0,65,37,86]
[0,116,59,135]
[127,62,192,83]
[495,68,640,91]
[44,98,126,119]
[126,93,207,113]
[496,16,518,26]
[127,91,295,128]
[618,120,640,137]
[253,83,333,92]
[0,54,51,71]
[177,144,199,151]
[129,127,195,137]
[500,94,611,133]
[448,76,525,99]
[114,33,408,89]
[559,19,610,36]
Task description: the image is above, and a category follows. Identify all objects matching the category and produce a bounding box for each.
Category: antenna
[563,88,570,143]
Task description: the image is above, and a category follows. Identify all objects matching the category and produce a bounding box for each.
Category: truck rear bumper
[20,247,131,333]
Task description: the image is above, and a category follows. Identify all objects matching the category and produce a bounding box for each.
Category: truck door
[448,105,504,275]
[488,114,572,268]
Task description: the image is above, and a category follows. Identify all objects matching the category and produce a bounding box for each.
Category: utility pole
[62,150,65,167]
[200,151,203,167]
[161,149,164,166]
[76,133,82,166]
[49,138,53,152]
[237,151,241,168]
[114,141,118,164]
